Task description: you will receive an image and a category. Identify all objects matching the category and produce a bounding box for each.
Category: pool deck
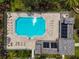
[7,12,60,50]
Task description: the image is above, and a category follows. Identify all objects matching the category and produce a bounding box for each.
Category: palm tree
[65,0,79,13]
[11,0,26,11]
[7,50,16,59]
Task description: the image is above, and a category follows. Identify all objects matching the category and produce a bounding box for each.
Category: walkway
[75,43,79,47]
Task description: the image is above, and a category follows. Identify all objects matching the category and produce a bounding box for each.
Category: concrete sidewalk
[75,43,79,47]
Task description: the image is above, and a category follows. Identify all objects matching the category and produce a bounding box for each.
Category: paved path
[75,43,79,47]
[62,55,65,59]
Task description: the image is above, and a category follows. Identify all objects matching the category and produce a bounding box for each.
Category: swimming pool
[15,17,46,38]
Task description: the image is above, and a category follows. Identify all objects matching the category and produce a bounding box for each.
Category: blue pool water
[15,17,46,38]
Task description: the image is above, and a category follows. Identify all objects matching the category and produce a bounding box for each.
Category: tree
[11,0,26,11]
[7,50,16,59]
[65,0,79,13]
[22,0,61,11]
[0,0,4,3]
[74,14,79,29]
